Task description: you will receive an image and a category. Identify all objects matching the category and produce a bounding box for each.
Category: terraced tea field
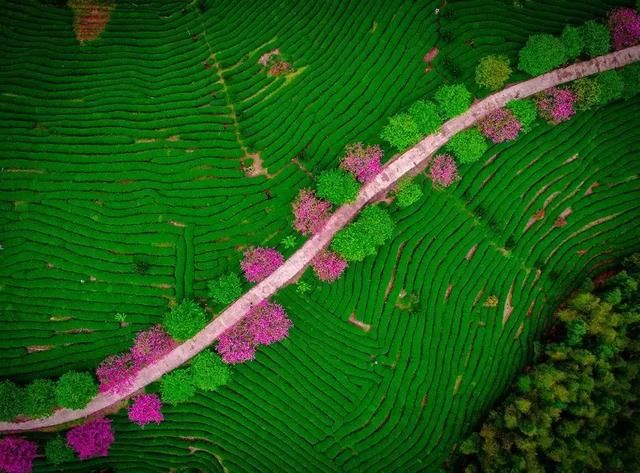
[1,0,639,471]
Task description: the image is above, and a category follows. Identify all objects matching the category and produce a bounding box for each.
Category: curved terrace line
[2,45,639,434]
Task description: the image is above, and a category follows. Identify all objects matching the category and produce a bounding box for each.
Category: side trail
[2,45,638,433]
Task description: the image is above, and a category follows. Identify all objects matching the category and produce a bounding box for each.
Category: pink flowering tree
[0,437,38,473]
[240,247,284,283]
[311,250,348,282]
[292,189,332,236]
[68,0,114,42]
[340,143,383,183]
[478,108,522,143]
[216,301,292,364]
[131,325,177,367]
[429,154,458,187]
[535,87,577,124]
[608,8,640,50]
[128,394,163,427]
[96,352,138,394]
[66,418,115,460]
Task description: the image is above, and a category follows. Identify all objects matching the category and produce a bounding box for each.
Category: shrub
[0,380,23,421]
[69,0,114,42]
[216,331,256,364]
[0,437,38,473]
[434,83,473,118]
[535,87,577,124]
[340,143,383,183]
[408,100,442,134]
[560,25,584,59]
[191,350,231,390]
[316,169,360,205]
[311,250,348,282]
[595,70,624,105]
[44,437,74,465]
[518,34,567,75]
[394,179,423,208]
[96,352,138,394]
[505,99,538,133]
[207,272,242,306]
[292,189,331,236]
[478,108,522,143]
[475,55,511,90]
[55,371,97,410]
[131,324,177,367]
[429,154,458,187]
[608,8,640,50]
[572,77,602,110]
[66,417,114,460]
[23,379,56,418]
[240,247,284,283]
[128,393,163,427]
[580,20,611,57]
[621,63,640,99]
[162,299,208,341]
[381,113,421,151]
[445,128,488,164]
[331,205,394,262]
[160,368,195,405]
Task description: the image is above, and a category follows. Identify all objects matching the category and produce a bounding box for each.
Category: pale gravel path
[2,45,638,433]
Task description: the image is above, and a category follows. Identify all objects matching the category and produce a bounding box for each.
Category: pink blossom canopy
[429,154,458,188]
[96,352,138,394]
[608,8,640,50]
[340,143,383,183]
[240,247,284,283]
[535,87,577,124]
[131,325,177,367]
[478,108,522,143]
[66,418,115,460]
[128,394,164,427]
[0,437,38,473]
[311,250,348,282]
[292,189,331,236]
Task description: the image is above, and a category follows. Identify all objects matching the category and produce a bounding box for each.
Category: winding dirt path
[2,45,638,434]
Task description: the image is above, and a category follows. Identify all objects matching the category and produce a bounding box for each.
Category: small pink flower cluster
[66,418,115,460]
[240,247,284,283]
[311,250,348,282]
[292,189,332,235]
[96,352,138,394]
[97,325,176,394]
[429,154,458,187]
[131,324,177,367]
[217,301,292,364]
[535,87,577,124]
[478,108,522,143]
[0,437,38,473]
[70,1,114,42]
[340,143,383,183]
[258,48,280,66]
[608,8,640,50]
[128,394,164,427]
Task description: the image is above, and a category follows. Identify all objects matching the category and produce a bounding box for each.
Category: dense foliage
[316,169,360,205]
[54,371,97,410]
[478,108,522,143]
[131,324,176,367]
[572,77,602,110]
[475,55,511,90]
[0,380,22,421]
[429,154,458,187]
[23,379,56,418]
[408,99,443,135]
[394,179,423,208]
[160,368,196,405]
[66,417,115,460]
[608,8,640,50]
[44,437,74,466]
[580,20,611,57]
[191,350,231,391]
[518,34,567,76]
[331,205,395,262]
[535,87,577,124]
[505,99,538,133]
[445,128,488,164]
[207,272,243,306]
[381,113,421,151]
[96,352,138,393]
[0,436,38,473]
[560,25,584,60]
[128,394,163,427]
[340,143,383,183]
[240,247,284,283]
[434,83,473,119]
[595,70,624,105]
[458,254,640,473]
[162,299,208,341]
